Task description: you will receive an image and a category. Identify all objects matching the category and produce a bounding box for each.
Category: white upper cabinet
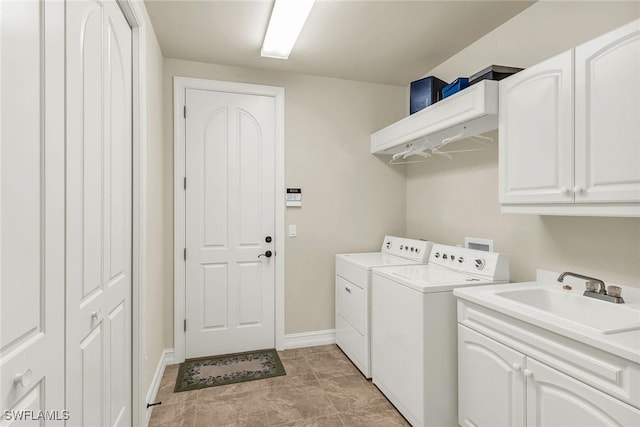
[500,19,640,217]
[499,50,574,205]
[574,20,640,203]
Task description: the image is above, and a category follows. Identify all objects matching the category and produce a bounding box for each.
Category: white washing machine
[371,243,509,427]
[335,236,433,378]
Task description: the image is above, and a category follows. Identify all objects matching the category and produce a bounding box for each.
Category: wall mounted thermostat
[286,188,302,207]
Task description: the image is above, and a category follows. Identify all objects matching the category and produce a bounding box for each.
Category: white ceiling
[144,0,535,86]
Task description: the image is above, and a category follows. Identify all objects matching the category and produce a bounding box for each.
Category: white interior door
[1,0,65,422]
[66,0,132,425]
[185,88,276,358]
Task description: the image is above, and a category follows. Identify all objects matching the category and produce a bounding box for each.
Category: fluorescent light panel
[261,0,315,59]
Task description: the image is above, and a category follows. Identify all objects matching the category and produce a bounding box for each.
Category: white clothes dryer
[335,236,433,378]
[371,243,509,427]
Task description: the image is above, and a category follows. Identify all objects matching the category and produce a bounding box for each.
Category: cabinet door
[575,20,640,203]
[499,50,574,204]
[458,326,526,427]
[526,358,640,426]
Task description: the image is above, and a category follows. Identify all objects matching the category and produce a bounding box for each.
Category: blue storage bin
[442,78,469,99]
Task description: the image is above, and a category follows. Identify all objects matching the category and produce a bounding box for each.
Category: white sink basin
[495,288,640,335]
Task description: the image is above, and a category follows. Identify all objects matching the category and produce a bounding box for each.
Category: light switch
[289,224,297,237]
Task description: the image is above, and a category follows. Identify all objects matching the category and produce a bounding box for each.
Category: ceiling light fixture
[261,0,315,59]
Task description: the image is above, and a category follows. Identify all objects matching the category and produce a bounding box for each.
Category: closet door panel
[0,0,65,421]
[66,0,132,425]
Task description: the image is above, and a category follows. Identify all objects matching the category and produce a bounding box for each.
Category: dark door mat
[174,348,286,392]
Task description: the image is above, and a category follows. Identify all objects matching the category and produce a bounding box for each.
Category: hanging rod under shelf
[371,80,498,156]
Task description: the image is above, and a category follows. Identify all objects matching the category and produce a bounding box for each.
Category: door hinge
[183,248,186,261]
[184,319,187,332]
[183,105,186,119]
[183,177,186,190]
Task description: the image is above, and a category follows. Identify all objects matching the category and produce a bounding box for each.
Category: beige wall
[407,1,640,287]
[163,58,407,337]
[140,4,167,393]
[406,133,640,286]
[426,0,640,81]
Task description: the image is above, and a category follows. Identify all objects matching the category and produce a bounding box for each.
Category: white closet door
[0,0,66,423]
[66,0,132,425]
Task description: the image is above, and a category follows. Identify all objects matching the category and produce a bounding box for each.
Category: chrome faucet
[557,272,624,304]
[558,272,606,293]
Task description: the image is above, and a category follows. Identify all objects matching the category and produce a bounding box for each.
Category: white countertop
[453,270,640,364]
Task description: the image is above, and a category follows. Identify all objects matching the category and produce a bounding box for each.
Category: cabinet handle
[560,186,570,194]
[512,363,521,371]
[91,309,102,322]
[14,368,32,387]
[573,186,584,194]
[523,369,533,378]
[344,286,351,293]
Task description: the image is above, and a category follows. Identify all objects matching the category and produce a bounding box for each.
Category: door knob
[258,250,273,258]
[14,368,32,387]
[523,369,534,378]
[573,186,584,194]
[91,309,102,322]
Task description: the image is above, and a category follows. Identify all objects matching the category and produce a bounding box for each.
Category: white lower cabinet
[526,358,640,426]
[458,325,525,427]
[459,325,640,427]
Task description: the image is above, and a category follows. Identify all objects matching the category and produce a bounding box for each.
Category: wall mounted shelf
[371,80,499,155]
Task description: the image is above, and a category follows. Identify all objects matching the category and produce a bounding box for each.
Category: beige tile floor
[148,344,410,427]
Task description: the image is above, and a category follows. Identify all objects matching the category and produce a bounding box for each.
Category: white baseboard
[282,329,336,350]
[144,348,175,426]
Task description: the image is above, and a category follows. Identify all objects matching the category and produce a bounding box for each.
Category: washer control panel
[429,243,509,280]
[381,235,433,262]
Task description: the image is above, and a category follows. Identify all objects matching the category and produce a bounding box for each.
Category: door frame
[173,77,286,363]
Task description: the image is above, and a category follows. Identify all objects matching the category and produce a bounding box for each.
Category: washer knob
[400,245,404,250]
[458,256,464,263]
[434,252,440,258]
[474,258,485,269]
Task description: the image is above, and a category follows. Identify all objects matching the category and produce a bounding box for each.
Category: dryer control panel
[380,235,433,262]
